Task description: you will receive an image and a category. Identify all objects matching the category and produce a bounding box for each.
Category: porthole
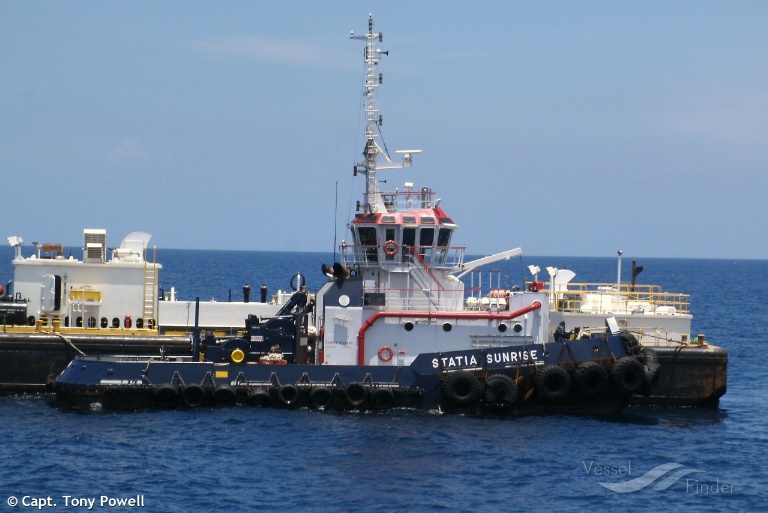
[498,323,507,333]
[404,321,414,332]
[442,322,452,332]
[101,317,108,328]
[513,323,523,333]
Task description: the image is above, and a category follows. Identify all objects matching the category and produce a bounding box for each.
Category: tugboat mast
[351,15,418,214]
[351,15,385,213]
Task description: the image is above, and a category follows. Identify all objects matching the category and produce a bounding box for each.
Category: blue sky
[2,1,766,259]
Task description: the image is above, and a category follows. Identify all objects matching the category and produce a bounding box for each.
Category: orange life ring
[378,345,394,362]
[383,240,398,256]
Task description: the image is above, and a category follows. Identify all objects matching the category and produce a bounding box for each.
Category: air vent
[83,229,106,263]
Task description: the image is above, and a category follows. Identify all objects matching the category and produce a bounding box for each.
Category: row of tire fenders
[148,350,658,412]
[152,381,402,411]
[441,348,661,410]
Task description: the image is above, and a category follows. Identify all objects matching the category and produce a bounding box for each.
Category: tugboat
[54,15,659,414]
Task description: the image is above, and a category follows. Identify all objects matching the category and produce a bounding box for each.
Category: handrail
[409,247,444,292]
[340,242,465,269]
[534,281,690,314]
[356,300,542,365]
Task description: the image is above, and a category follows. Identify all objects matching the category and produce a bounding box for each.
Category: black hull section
[53,335,653,415]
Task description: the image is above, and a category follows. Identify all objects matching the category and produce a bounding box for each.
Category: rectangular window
[357,227,378,263]
[419,228,435,260]
[436,228,452,264]
[402,228,416,258]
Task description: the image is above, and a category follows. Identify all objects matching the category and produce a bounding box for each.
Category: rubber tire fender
[442,371,482,407]
[611,356,646,394]
[247,387,271,407]
[371,388,396,410]
[181,384,206,408]
[309,386,334,410]
[344,382,369,408]
[620,332,641,355]
[277,384,301,407]
[639,347,659,364]
[154,384,179,409]
[212,384,238,406]
[573,362,609,397]
[639,361,662,396]
[644,360,661,387]
[483,374,518,405]
[535,364,571,400]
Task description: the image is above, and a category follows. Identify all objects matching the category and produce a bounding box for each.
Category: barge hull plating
[0,333,190,393]
[629,345,727,408]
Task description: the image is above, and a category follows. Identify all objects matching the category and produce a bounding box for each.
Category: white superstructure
[6,230,281,334]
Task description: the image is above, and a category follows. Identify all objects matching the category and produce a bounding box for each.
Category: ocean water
[1,248,766,512]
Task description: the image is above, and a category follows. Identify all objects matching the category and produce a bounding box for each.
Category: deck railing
[534,281,690,315]
[340,243,465,270]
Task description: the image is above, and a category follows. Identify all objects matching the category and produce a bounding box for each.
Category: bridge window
[403,228,416,256]
[357,227,378,263]
[436,228,453,264]
[419,228,435,259]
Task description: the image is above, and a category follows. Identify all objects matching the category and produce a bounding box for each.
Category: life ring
[574,362,609,398]
[212,384,238,406]
[277,384,301,407]
[535,364,571,400]
[483,374,518,406]
[154,384,179,408]
[442,371,481,407]
[378,346,394,362]
[371,388,396,410]
[247,387,272,407]
[309,386,334,410]
[383,240,398,256]
[344,382,369,408]
[611,357,646,394]
[181,384,206,408]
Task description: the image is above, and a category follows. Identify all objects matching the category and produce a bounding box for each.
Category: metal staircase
[409,250,444,309]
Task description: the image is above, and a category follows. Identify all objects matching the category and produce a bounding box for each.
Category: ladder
[143,248,157,329]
